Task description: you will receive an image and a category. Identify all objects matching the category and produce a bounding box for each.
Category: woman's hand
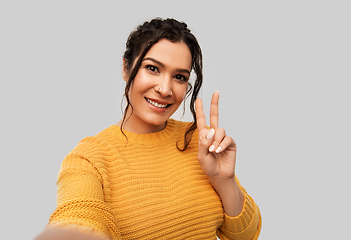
[195,91,237,180]
[33,227,109,240]
[195,92,244,217]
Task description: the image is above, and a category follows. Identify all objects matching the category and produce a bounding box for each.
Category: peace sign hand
[195,92,237,180]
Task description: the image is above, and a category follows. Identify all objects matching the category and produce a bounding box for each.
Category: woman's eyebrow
[143,57,165,68]
[143,57,191,75]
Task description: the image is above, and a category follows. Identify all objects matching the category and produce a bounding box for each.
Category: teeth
[146,98,168,108]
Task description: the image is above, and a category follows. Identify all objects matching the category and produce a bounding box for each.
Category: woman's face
[122,39,192,134]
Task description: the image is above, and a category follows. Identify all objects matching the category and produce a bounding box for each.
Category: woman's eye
[146,65,158,73]
[175,74,187,82]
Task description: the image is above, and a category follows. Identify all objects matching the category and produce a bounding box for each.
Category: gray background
[1,1,350,239]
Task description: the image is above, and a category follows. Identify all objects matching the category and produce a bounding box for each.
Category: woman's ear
[122,59,128,82]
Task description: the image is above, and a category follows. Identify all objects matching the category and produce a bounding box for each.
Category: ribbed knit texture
[48,119,261,239]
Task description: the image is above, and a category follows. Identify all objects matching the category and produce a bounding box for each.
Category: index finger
[195,98,207,131]
[210,91,219,129]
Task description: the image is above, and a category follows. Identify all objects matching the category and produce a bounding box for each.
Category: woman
[35,18,261,240]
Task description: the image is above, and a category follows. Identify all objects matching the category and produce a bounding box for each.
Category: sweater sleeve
[47,139,122,239]
[216,177,262,240]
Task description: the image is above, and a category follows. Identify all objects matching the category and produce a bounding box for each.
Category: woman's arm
[195,92,261,239]
[33,227,108,240]
[195,92,245,216]
[209,176,244,217]
[35,138,122,239]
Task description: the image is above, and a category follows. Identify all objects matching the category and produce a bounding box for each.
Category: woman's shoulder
[68,125,120,158]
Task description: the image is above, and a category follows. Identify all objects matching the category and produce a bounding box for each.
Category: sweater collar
[111,118,177,145]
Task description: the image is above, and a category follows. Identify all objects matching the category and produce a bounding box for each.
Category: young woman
[35,18,261,240]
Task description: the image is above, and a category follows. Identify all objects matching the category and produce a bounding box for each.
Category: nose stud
[155,87,172,96]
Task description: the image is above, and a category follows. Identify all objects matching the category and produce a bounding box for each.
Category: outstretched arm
[33,227,109,240]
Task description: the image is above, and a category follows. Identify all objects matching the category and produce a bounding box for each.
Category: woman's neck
[116,114,167,134]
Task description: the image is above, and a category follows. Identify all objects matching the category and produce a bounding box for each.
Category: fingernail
[215,147,222,153]
[209,145,215,152]
[207,129,215,139]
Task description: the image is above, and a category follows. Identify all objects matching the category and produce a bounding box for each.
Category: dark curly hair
[121,18,203,151]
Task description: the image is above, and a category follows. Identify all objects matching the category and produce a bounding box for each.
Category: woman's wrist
[209,176,245,217]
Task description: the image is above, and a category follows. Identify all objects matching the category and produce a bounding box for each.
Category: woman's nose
[155,76,172,97]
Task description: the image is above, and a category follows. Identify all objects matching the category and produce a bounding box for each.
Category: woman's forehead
[144,39,192,70]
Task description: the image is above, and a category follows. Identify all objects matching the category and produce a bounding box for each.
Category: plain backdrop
[1,1,350,239]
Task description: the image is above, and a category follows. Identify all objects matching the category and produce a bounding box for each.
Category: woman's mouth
[145,97,171,108]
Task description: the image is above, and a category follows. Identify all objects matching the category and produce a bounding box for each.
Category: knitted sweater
[48,119,261,239]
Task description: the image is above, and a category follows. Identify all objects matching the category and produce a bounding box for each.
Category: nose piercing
[155,87,172,96]
[154,87,161,93]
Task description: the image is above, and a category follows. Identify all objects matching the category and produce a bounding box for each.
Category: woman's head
[121,18,203,150]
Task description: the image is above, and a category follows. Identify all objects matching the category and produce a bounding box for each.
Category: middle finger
[210,91,219,129]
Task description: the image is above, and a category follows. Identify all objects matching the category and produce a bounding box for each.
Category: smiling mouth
[145,97,171,108]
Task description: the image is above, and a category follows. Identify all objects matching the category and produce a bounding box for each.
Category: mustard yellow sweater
[48,119,261,239]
